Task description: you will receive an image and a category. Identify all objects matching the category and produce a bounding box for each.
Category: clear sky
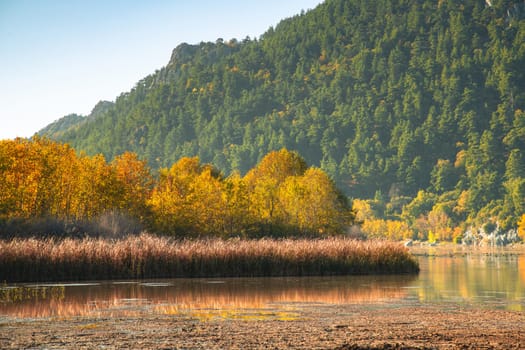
[0,0,322,140]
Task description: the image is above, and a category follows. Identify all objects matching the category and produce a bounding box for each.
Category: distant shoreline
[408,240,525,256]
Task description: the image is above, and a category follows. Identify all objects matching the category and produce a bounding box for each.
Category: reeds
[0,234,419,282]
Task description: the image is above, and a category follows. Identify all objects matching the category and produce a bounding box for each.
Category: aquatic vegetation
[182,309,300,322]
[0,234,419,282]
[0,285,65,303]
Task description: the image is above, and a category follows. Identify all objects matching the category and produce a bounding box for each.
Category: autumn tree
[279,168,352,235]
[0,137,82,220]
[0,138,42,218]
[1,140,353,238]
[0,138,140,229]
[361,219,412,240]
[244,149,307,234]
[148,157,225,236]
[222,172,252,236]
[518,214,525,241]
[111,152,154,220]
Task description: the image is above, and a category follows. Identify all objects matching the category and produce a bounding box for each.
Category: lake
[1,245,524,320]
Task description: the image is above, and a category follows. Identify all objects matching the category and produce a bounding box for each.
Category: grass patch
[187,309,300,322]
[0,234,419,282]
[77,323,100,330]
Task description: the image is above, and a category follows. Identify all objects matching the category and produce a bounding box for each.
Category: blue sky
[0,0,322,140]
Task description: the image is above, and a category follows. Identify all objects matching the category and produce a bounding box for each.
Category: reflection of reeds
[0,234,419,282]
[0,285,65,303]
[0,276,413,318]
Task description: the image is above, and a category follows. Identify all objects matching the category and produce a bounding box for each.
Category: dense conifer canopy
[40,0,525,231]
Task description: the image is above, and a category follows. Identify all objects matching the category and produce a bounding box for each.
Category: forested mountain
[40,0,525,232]
[38,101,114,139]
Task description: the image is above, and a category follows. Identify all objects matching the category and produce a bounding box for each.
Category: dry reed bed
[0,234,419,282]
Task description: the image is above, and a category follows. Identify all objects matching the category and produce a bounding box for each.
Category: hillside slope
[40,0,525,229]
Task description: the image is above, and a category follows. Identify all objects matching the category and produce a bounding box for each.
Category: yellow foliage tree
[71,154,121,220]
[361,219,387,239]
[518,214,525,240]
[0,141,352,238]
[244,149,307,233]
[0,137,55,218]
[0,137,132,223]
[427,209,453,241]
[148,157,225,236]
[352,199,375,223]
[413,207,454,241]
[278,175,304,229]
[361,219,412,240]
[0,138,83,220]
[222,172,252,236]
[111,152,153,220]
[189,165,226,235]
[279,168,351,235]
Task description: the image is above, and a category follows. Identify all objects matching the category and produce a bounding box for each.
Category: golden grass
[0,234,419,282]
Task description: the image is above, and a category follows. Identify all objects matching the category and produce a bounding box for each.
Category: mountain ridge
[39,0,525,230]
[38,100,115,139]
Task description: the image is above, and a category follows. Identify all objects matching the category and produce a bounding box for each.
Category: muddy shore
[2,302,523,349]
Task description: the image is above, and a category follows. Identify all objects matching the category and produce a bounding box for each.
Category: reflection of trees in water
[519,255,525,286]
[415,250,525,308]
[0,276,415,318]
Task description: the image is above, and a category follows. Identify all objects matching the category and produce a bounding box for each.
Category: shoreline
[2,246,524,349]
[408,241,525,256]
[2,302,523,349]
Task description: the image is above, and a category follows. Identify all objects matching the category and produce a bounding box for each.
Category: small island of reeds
[0,234,419,283]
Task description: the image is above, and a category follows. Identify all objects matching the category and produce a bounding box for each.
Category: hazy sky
[0,0,322,140]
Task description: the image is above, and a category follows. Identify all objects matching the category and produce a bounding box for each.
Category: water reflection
[1,247,524,319]
[411,247,525,311]
[0,275,413,319]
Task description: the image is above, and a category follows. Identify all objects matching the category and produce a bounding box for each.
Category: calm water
[1,247,524,319]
